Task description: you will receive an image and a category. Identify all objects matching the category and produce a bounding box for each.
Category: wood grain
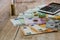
[0,20,17,40]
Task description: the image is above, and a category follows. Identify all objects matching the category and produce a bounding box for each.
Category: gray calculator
[40,2,60,15]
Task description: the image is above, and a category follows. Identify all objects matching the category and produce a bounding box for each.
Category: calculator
[40,2,60,15]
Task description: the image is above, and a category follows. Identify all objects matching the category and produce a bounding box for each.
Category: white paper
[32,25,46,31]
[10,19,22,26]
[24,18,33,25]
[22,27,37,35]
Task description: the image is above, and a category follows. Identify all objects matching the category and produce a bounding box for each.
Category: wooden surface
[0,0,60,40]
[0,0,11,30]
[0,19,60,40]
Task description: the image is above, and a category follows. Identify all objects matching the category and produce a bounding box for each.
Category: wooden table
[0,20,60,40]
